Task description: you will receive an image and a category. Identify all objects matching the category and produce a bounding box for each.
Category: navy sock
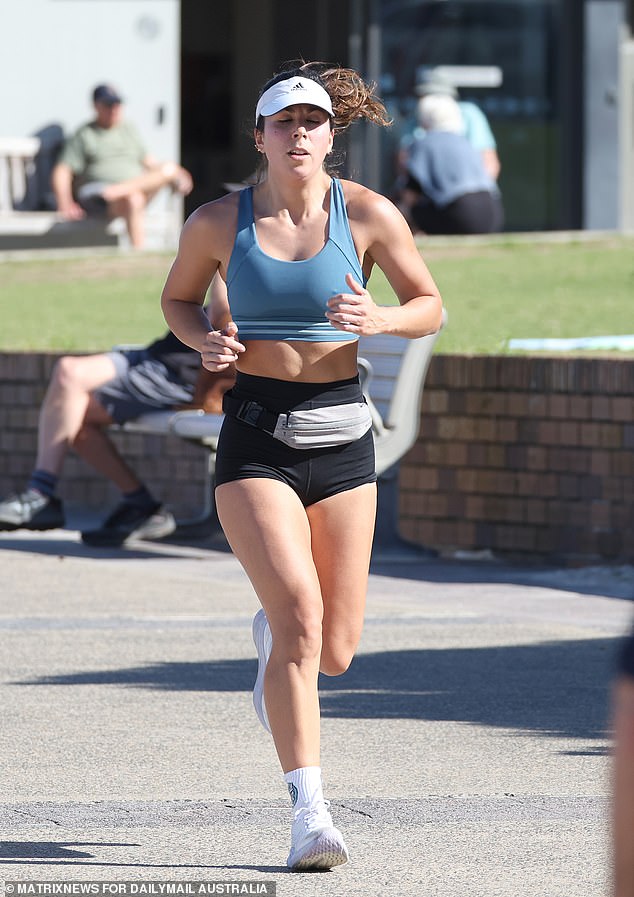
[28,469,58,498]
[122,486,157,510]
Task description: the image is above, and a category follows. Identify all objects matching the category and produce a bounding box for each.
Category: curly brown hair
[255,59,391,134]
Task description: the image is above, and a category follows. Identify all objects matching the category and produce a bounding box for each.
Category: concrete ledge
[0,209,179,251]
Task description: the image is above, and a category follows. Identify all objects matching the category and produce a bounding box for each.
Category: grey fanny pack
[222,393,372,449]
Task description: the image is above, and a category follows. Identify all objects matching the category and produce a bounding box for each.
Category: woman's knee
[271,607,323,667]
[320,639,357,677]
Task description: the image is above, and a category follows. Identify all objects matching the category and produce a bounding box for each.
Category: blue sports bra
[226,178,365,342]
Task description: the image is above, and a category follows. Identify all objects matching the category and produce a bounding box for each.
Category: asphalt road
[1,527,633,896]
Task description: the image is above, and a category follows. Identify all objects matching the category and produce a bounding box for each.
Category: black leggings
[215,372,376,507]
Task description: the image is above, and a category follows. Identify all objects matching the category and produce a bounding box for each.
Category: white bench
[0,136,180,251]
[120,309,447,555]
[0,137,43,212]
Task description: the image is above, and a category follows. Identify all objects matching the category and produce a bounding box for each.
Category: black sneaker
[81,501,176,547]
[0,489,65,531]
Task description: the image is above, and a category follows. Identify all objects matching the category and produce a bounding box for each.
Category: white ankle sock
[284,766,324,809]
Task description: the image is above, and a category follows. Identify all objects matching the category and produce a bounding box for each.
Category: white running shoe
[287,800,349,871]
[252,608,272,733]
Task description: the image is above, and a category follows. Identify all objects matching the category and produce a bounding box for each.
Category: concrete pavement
[1,525,633,896]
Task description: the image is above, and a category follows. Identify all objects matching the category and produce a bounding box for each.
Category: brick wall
[1,351,632,562]
[0,352,210,521]
[401,354,634,563]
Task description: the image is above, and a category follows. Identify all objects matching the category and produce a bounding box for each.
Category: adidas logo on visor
[255,77,334,121]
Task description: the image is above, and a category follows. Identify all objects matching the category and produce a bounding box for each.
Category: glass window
[380,0,567,230]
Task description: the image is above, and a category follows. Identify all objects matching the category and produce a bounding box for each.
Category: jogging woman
[161,60,443,871]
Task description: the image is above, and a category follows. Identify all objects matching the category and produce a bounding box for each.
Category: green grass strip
[1,236,633,354]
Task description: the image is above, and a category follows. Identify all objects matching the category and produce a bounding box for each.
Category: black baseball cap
[92,84,123,105]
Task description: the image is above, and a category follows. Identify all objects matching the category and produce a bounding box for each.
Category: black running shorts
[215,372,376,507]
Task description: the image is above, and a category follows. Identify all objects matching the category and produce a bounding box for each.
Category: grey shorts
[94,348,195,425]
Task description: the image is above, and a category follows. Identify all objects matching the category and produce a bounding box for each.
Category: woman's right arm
[161,202,245,371]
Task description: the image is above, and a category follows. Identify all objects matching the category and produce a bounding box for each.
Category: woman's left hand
[325,273,389,336]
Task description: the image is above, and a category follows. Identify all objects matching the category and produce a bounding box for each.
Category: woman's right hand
[201,321,245,371]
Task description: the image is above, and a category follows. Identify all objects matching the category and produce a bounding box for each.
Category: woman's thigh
[307,482,377,674]
[215,477,324,638]
[217,475,376,675]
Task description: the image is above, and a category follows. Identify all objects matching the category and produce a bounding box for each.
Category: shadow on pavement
[12,637,623,741]
[0,535,207,561]
[2,532,632,600]
[370,558,634,601]
[0,842,291,872]
[0,841,120,859]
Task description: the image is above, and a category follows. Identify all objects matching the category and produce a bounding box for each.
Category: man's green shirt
[60,120,147,185]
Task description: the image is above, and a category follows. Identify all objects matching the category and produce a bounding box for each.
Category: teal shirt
[60,120,147,185]
[401,101,497,153]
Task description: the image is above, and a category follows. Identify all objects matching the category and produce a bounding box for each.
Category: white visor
[255,76,333,122]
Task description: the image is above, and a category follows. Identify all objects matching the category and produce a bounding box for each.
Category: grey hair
[416,94,463,133]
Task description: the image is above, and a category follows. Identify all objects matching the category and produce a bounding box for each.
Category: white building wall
[0,0,180,211]
[583,0,624,229]
[620,32,634,230]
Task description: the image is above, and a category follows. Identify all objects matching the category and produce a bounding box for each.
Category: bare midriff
[236,338,359,383]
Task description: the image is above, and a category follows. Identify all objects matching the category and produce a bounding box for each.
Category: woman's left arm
[326,190,443,339]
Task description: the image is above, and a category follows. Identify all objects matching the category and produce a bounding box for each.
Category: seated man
[52,83,193,249]
[0,290,234,547]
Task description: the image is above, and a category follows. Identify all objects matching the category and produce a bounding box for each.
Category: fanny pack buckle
[238,400,266,428]
[224,394,278,434]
